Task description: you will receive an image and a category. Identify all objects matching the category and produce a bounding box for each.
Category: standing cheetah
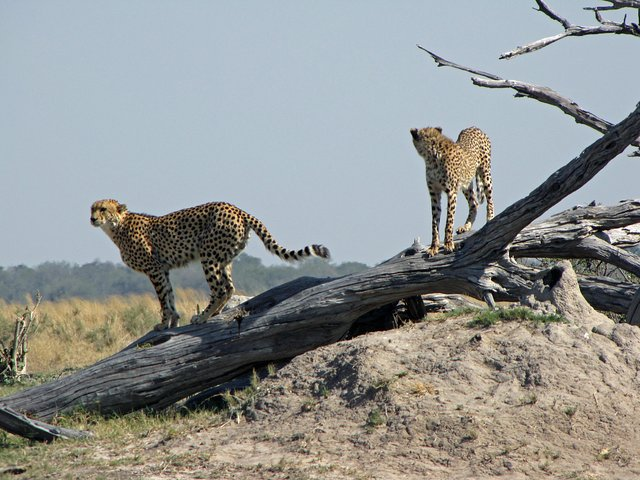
[90,199,330,330]
[410,126,494,256]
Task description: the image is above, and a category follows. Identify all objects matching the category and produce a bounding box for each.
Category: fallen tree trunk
[579,276,637,315]
[1,103,640,425]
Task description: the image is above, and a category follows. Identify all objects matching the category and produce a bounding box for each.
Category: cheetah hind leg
[443,191,459,254]
[456,181,478,235]
[155,311,180,331]
[148,270,181,331]
[427,188,442,257]
[191,263,234,324]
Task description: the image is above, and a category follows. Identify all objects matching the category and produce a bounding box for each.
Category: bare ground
[6,263,640,480]
[74,309,640,480]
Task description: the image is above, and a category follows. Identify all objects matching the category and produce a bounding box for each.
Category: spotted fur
[90,199,330,330]
[410,126,494,256]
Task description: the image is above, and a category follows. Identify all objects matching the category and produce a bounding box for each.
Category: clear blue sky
[1,1,639,267]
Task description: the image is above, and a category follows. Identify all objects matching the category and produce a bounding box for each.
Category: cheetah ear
[117,203,128,214]
[435,126,442,133]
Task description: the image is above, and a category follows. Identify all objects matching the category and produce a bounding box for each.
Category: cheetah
[90,199,330,330]
[410,126,494,257]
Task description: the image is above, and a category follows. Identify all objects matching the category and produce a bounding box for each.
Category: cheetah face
[90,199,128,228]
[410,127,444,158]
[410,127,442,143]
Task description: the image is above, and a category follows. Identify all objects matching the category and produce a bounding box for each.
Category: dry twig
[500,0,640,60]
[416,45,640,155]
[585,1,640,12]
[0,293,41,381]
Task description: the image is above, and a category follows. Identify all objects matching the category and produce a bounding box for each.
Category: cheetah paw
[443,241,455,253]
[191,313,213,325]
[456,224,471,234]
[426,246,439,257]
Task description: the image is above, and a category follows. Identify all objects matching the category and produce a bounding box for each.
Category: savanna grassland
[0,291,224,479]
[1,295,640,479]
[0,290,209,374]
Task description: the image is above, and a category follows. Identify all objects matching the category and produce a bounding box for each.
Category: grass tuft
[439,306,482,319]
[467,307,565,328]
[365,408,385,432]
[220,369,263,422]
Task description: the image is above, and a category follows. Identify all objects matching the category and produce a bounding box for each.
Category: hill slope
[125,313,640,479]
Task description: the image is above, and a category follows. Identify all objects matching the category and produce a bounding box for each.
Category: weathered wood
[500,0,640,60]
[412,276,637,315]
[421,293,483,312]
[511,200,640,275]
[626,287,640,325]
[0,406,92,441]
[586,1,640,11]
[579,276,638,314]
[416,46,640,154]
[1,105,639,423]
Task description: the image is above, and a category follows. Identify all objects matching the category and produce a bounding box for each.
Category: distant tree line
[0,254,368,303]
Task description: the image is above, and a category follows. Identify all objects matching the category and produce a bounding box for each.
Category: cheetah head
[410,126,443,142]
[90,199,128,229]
[410,127,444,157]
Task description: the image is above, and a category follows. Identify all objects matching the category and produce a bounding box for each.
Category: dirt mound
[148,308,639,480]
[121,264,640,479]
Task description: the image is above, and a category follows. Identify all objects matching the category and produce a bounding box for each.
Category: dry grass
[0,407,227,479]
[0,289,209,374]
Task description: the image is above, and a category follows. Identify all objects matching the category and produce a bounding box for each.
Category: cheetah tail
[246,215,331,262]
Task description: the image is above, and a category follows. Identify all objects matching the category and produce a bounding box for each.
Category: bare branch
[416,45,501,81]
[500,0,640,59]
[585,1,640,12]
[499,33,569,60]
[535,0,571,29]
[0,406,92,442]
[417,47,640,153]
[471,78,613,133]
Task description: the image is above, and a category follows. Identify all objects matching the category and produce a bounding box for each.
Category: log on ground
[1,105,640,423]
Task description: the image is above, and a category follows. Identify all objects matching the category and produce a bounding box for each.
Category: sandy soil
[17,264,640,479]
[106,309,640,480]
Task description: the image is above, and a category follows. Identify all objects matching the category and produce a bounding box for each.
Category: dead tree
[0,294,41,382]
[1,1,639,428]
[1,106,639,423]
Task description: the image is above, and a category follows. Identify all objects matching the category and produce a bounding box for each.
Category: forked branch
[500,0,640,60]
[585,0,640,10]
[416,45,640,155]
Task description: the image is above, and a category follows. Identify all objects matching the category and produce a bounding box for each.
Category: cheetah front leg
[191,262,235,324]
[427,186,442,257]
[443,189,458,254]
[457,181,478,234]
[148,270,180,330]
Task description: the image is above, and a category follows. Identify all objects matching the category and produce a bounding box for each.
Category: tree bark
[0,406,92,442]
[1,105,639,425]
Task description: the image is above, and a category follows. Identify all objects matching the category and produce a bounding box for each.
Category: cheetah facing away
[90,199,330,330]
[410,126,494,257]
